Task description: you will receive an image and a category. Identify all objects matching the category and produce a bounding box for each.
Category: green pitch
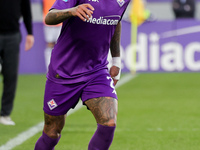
[0,73,200,150]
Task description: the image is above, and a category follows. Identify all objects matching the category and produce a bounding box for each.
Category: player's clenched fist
[71,4,94,21]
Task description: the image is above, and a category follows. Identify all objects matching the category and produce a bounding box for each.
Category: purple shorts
[43,73,118,116]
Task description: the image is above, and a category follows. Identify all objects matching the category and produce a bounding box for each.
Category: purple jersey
[47,0,130,84]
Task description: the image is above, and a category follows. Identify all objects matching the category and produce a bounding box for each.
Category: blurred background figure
[42,0,62,72]
[172,0,196,19]
[0,0,34,125]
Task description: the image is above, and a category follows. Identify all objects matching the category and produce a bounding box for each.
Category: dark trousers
[0,32,21,116]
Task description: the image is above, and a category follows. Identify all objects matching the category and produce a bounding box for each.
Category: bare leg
[34,113,65,150]
[43,113,66,138]
[85,97,118,126]
[85,97,118,150]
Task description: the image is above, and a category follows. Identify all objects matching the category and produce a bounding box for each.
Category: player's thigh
[84,97,118,126]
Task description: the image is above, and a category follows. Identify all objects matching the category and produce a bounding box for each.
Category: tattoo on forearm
[110,23,121,57]
[46,10,72,25]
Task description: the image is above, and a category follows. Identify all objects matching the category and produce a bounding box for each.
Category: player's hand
[71,4,94,22]
[25,35,34,51]
[110,66,120,86]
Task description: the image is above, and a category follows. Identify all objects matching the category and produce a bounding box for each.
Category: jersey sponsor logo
[47,99,58,110]
[86,15,121,25]
[63,0,68,2]
[117,0,125,7]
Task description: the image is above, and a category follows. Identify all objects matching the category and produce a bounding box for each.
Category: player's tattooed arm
[109,22,121,85]
[110,22,121,57]
[45,4,94,25]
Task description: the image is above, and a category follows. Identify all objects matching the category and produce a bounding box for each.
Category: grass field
[0,73,200,150]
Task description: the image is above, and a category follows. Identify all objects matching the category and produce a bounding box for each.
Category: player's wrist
[112,57,121,80]
[112,57,121,68]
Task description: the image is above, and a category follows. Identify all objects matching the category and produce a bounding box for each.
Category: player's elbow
[45,11,61,25]
[45,13,54,25]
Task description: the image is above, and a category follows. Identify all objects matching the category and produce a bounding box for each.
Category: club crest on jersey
[47,99,58,110]
[117,0,125,7]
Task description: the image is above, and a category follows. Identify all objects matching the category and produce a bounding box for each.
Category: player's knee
[104,118,117,127]
[44,124,63,139]
[100,112,117,126]
[46,130,61,139]
[44,113,65,139]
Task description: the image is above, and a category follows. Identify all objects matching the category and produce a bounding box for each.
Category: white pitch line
[161,25,200,38]
[0,73,136,150]
[115,73,137,88]
[0,103,83,150]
